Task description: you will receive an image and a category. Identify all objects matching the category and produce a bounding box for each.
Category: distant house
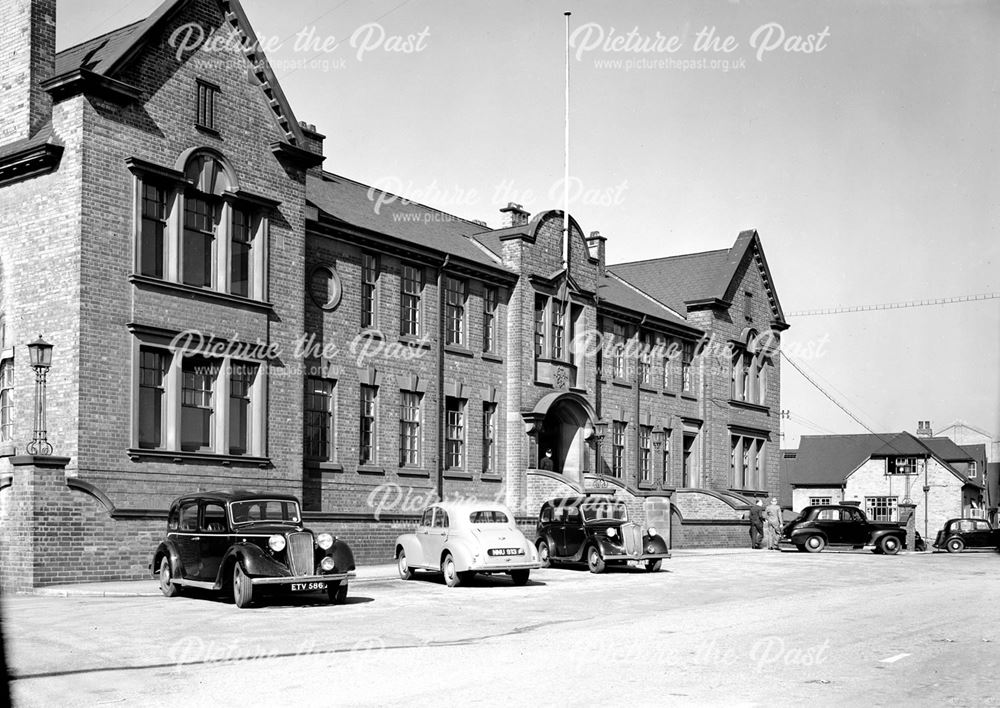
[785,432,986,540]
[929,420,997,522]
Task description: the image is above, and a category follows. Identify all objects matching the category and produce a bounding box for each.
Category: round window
[309,265,342,311]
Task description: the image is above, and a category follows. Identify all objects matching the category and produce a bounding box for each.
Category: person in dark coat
[748,499,765,549]
[539,449,554,471]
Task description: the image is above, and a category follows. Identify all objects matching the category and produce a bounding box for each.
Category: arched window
[129,148,270,300]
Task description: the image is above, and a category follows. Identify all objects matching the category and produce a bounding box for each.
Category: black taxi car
[151,490,355,608]
[535,496,670,573]
[779,504,923,554]
[933,518,1000,553]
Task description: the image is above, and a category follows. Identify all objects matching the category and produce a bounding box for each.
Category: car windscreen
[470,510,510,524]
[230,499,301,526]
[581,501,628,522]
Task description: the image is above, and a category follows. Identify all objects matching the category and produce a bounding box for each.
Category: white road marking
[880,653,911,664]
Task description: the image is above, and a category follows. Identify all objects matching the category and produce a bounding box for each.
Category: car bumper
[602,552,671,561]
[468,561,542,572]
[250,572,355,586]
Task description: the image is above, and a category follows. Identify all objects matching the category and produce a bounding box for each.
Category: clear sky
[58,0,999,448]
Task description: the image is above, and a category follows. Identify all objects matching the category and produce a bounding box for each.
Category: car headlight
[269,534,286,552]
[607,527,617,538]
[320,556,335,571]
[648,527,657,537]
[317,533,334,550]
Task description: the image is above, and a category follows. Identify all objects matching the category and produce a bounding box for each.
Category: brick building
[0,0,788,589]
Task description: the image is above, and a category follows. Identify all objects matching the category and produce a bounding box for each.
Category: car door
[562,505,586,558]
[841,508,870,546]
[412,507,435,567]
[811,507,842,544]
[539,505,562,557]
[422,507,449,568]
[198,502,229,582]
[172,500,201,578]
[969,520,991,548]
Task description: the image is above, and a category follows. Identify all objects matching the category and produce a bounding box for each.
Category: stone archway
[525,392,596,486]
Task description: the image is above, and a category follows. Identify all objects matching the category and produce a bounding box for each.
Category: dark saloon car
[933,518,1000,553]
[152,490,355,608]
[535,496,670,573]
[779,504,923,554]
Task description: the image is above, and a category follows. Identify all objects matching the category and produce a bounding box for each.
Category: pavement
[24,547,788,597]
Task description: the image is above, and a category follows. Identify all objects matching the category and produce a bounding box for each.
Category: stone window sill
[728,399,770,414]
[130,275,273,312]
[127,448,270,467]
[305,460,343,472]
[357,465,386,475]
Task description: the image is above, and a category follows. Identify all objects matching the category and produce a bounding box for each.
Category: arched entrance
[525,392,596,485]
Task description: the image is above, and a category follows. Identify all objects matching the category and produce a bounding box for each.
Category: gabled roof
[789,434,886,486]
[609,229,786,324]
[306,172,512,272]
[54,20,146,77]
[609,248,730,315]
[51,0,307,146]
[922,437,975,462]
[791,432,983,489]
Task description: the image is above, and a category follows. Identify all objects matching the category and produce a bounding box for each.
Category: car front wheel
[442,553,461,587]
[233,563,253,608]
[645,559,662,572]
[879,536,901,555]
[537,540,551,568]
[946,538,964,554]
[158,557,180,598]
[510,569,530,586]
[587,546,606,574]
[328,581,348,604]
[804,535,825,553]
[397,550,413,580]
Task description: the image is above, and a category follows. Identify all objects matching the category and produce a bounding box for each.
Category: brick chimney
[0,0,56,146]
[586,230,606,277]
[499,202,530,228]
[916,420,932,438]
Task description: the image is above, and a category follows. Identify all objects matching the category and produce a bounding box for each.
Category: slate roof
[609,248,731,315]
[54,20,145,77]
[306,172,509,271]
[597,274,696,330]
[791,432,982,488]
[609,229,786,324]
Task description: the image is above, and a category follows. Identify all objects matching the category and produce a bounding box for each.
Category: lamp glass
[28,336,53,368]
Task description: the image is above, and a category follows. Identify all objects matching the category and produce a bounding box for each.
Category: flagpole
[563,11,571,274]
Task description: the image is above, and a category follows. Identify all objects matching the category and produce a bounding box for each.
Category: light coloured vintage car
[395,501,541,587]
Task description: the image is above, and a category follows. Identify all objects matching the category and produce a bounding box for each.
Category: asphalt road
[4,549,998,707]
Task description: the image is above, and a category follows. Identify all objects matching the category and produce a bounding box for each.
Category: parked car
[151,490,355,608]
[779,504,924,554]
[933,518,1000,553]
[395,501,540,587]
[535,496,670,573]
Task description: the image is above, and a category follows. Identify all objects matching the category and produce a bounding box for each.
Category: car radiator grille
[623,524,642,555]
[287,532,315,576]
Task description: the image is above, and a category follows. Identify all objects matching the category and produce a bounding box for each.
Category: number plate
[488,548,524,557]
[290,581,328,592]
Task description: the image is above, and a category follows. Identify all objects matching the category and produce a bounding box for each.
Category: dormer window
[196,80,220,133]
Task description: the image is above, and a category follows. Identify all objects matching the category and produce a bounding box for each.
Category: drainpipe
[634,315,646,489]
[923,459,930,540]
[436,255,450,501]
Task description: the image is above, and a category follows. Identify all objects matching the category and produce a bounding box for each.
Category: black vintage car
[535,496,670,573]
[152,490,355,608]
[780,504,923,554]
[933,518,1000,553]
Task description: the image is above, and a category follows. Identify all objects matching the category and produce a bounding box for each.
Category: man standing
[764,497,783,550]
[539,449,555,471]
[748,499,765,549]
